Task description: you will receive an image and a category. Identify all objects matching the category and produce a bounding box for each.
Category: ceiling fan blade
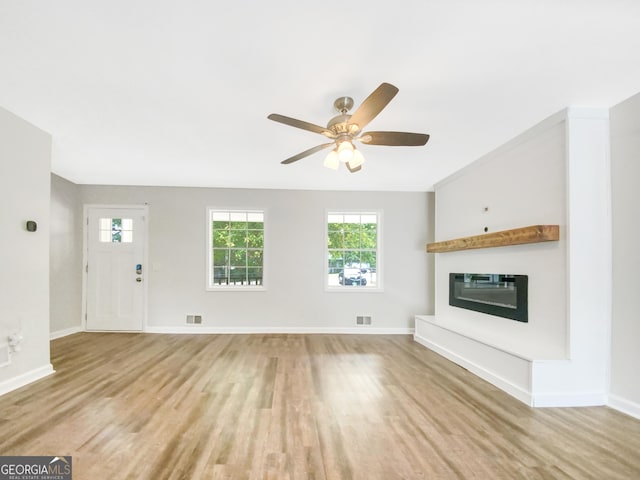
[346,162,362,173]
[268,114,334,137]
[359,131,430,146]
[347,83,399,132]
[281,142,335,164]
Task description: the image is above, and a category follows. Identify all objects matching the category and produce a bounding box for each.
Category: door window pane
[99,218,133,243]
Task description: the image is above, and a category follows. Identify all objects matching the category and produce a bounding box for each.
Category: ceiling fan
[267,83,429,173]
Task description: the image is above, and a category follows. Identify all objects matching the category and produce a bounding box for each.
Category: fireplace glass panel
[449,273,528,322]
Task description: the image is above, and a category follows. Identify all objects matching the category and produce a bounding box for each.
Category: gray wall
[0,106,52,391]
[50,174,83,335]
[80,185,434,331]
[610,92,640,411]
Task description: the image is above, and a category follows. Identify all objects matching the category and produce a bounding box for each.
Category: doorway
[84,205,148,331]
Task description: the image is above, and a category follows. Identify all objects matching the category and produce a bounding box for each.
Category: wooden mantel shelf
[426,225,559,253]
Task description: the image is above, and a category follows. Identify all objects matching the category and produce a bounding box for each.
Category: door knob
[136,277,142,282]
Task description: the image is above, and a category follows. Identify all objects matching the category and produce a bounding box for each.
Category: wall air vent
[186,315,203,325]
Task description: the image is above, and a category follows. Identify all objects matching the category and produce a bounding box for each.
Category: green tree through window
[209,210,264,287]
[327,213,379,288]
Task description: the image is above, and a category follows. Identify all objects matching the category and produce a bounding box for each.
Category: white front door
[85,206,147,331]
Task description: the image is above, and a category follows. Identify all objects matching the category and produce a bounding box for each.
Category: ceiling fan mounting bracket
[333,96,354,114]
[327,95,361,135]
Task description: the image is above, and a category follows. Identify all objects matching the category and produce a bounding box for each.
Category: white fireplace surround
[416,108,612,408]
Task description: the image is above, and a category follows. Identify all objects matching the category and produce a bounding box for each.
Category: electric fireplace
[449,273,528,322]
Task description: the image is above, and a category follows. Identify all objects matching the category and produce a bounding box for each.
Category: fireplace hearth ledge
[412,315,592,407]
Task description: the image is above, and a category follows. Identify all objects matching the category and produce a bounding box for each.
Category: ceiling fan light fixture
[337,140,354,162]
[323,150,339,170]
[348,149,365,168]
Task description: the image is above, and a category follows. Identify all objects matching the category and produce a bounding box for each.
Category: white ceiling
[1,1,639,191]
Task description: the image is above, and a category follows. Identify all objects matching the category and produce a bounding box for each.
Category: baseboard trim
[532,392,607,408]
[413,332,533,406]
[0,364,55,397]
[608,393,640,419]
[145,326,414,335]
[50,326,83,340]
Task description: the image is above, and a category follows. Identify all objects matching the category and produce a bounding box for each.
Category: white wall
[421,108,612,407]
[609,92,640,417]
[531,109,611,405]
[433,112,568,360]
[80,185,433,332]
[50,174,83,337]
[0,106,54,394]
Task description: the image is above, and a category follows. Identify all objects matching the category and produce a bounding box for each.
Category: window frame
[206,207,267,291]
[325,209,383,293]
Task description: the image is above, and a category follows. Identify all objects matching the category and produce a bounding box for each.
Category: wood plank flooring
[1,333,639,479]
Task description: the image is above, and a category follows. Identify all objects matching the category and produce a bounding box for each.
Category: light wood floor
[1,333,639,479]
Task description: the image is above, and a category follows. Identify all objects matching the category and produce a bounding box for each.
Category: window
[327,212,380,290]
[99,217,133,243]
[207,209,264,289]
